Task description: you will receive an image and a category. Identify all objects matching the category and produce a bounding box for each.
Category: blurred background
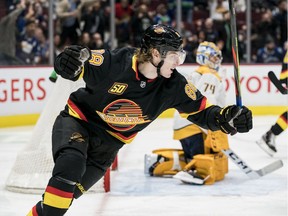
[0,0,286,66]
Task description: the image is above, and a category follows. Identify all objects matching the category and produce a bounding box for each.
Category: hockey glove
[54,45,91,80]
[216,105,252,135]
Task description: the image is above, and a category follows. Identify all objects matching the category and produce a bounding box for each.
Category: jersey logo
[108,82,128,95]
[89,50,104,66]
[96,99,151,131]
[185,82,197,100]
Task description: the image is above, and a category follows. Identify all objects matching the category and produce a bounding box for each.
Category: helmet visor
[165,50,186,65]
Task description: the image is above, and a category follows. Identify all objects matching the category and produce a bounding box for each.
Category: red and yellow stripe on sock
[276,113,288,131]
[27,205,38,216]
[43,186,73,209]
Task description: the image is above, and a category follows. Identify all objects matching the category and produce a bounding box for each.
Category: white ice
[0,116,287,216]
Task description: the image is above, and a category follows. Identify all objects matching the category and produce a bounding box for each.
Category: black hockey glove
[216,105,253,135]
[54,45,91,80]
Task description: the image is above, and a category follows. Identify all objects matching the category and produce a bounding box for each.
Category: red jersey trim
[67,99,88,122]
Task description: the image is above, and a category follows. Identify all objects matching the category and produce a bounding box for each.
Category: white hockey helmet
[196,41,223,70]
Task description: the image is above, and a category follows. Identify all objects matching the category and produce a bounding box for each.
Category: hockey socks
[27,201,42,216]
[27,177,75,216]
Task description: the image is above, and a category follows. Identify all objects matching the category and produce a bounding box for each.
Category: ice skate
[256,131,277,157]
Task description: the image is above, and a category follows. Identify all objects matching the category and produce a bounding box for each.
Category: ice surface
[0,116,287,216]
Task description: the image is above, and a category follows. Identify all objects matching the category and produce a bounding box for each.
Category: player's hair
[134,48,153,64]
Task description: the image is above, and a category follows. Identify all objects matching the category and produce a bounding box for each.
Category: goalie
[146,42,229,185]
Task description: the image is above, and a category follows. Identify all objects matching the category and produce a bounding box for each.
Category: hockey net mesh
[5,76,109,193]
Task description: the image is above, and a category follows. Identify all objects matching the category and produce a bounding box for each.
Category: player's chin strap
[151,60,164,77]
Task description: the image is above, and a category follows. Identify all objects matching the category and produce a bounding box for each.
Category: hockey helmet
[141,24,186,64]
[196,41,223,70]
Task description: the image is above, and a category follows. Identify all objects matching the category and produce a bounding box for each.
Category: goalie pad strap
[146,149,187,176]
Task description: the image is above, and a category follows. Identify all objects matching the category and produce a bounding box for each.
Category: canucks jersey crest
[96,99,151,131]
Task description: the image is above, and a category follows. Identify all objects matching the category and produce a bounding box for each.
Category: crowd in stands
[0,0,286,65]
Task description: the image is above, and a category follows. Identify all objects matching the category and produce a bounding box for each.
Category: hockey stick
[222,149,283,179]
[268,71,288,94]
[228,0,242,107]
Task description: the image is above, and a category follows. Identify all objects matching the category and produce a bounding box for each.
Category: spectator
[217,11,232,63]
[130,4,153,47]
[16,18,41,64]
[79,31,91,48]
[252,10,276,52]
[154,3,171,26]
[81,0,105,41]
[115,0,133,47]
[234,0,246,12]
[56,0,80,46]
[16,1,36,41]
[182,31,198,63]
[197,30,206,44]
[167,0,193,24]
[90,32,109,49]
[273,0,287,47]
[34,26,49,64]
[256,37,283,63]
[203,18,218,43]
[191,18,203,35]
[209,0,229,23]
[0,0,25,58]
[54,33,63,59]
[131,0,157,19]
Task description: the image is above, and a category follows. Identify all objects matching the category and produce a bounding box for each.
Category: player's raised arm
[54,45,91,81]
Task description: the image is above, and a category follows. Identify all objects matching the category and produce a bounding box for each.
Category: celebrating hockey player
[146,41,229,185]
[27,24,252,215]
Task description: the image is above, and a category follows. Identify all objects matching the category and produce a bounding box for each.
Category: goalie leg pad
[205,130,229,153]
[189,152,228,185]
[145,149,187,176]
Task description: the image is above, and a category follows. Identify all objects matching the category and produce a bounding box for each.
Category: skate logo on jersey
[108,82,128,95]
[96,99,151,131]
[185,82,197,100]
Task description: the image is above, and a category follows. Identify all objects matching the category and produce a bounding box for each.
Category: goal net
[5,75,110,193]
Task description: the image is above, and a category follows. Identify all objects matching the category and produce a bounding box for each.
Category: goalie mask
[196,41,223,71]
[141,24,186,65]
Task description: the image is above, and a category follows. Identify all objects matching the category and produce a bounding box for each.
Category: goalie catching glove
[216,105,252,135]
[54,45,91,80]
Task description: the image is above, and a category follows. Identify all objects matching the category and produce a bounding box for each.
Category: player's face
[161,50,186,78]
[210,54,222,64]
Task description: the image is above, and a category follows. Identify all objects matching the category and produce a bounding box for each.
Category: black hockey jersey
[63,47,221,143]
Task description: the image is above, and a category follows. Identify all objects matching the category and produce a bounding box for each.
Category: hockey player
[27,24,252,215]
[256,50,288,156]
[146,41,229,185]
